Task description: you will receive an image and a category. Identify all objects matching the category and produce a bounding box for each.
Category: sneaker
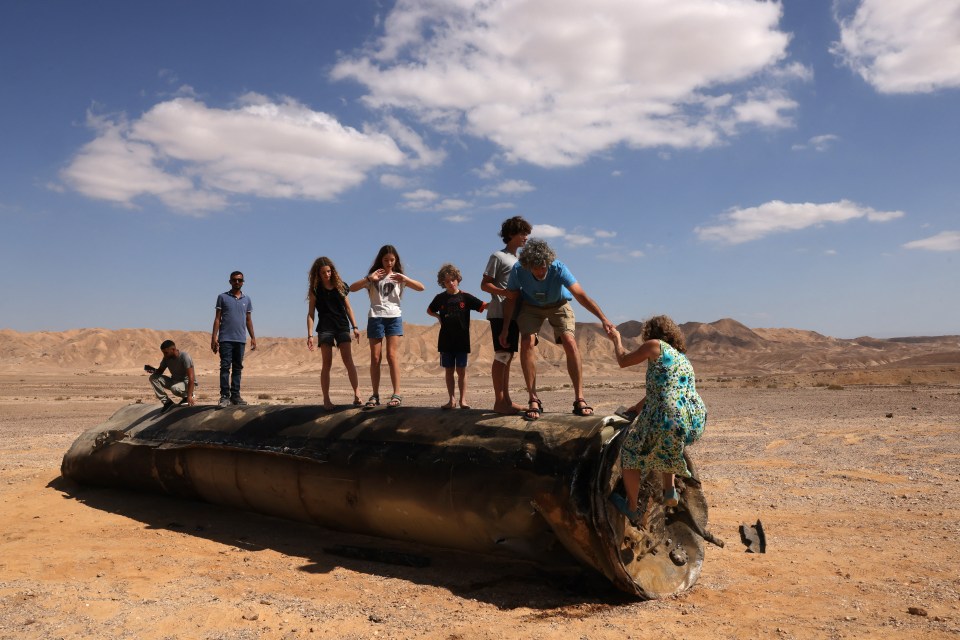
[232,396,248,406]
[663,487,679,507]
[177,398,189,406]
[159,399,174,415]
[217,396,232,409]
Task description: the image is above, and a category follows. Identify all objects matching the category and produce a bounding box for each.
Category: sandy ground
[2,371,959,639]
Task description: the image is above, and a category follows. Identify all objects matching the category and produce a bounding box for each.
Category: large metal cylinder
[61,403,709,598]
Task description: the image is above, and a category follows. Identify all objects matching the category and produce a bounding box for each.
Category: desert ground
[2,323,960,639]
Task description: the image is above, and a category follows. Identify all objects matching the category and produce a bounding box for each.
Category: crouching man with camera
[145,339,196,414]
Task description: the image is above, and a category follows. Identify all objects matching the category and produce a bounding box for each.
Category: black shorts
[489,317,519,353]
[318,330,352,346]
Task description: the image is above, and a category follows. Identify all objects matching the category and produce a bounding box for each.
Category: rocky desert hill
[2,319,959,383]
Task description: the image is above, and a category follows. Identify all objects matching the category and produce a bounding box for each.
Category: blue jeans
[218,341,245,399]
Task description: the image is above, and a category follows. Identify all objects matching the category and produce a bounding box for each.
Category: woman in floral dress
[607,315,707,520]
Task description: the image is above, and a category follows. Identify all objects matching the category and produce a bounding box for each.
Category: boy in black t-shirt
[427,264,487,409]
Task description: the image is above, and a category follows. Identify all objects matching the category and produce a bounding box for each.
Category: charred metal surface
[61,403,710,598]
[740,520,766,553]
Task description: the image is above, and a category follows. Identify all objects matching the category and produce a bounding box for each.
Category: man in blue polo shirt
[211,270,257,408]
[499,239,615,421]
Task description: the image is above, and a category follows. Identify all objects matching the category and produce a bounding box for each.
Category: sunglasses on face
[231,278,244,283]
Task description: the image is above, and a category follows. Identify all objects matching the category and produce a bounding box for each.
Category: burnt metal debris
[61,403,716,598]
[739,520,766,553]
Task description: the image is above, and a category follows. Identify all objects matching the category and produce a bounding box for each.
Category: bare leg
[368,338,383,397]
[320,343,335,409]
[559,332,586,409]
[385,335,401,396]
[338,342,361,404]
[457,367,467,407]
[442,367,455,408]
[491,359,506,409]
[622,469,641,510]
[519,333,538,402]
[492,356,522,414]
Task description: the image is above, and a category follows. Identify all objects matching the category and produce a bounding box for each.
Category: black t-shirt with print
[428,290,484,353]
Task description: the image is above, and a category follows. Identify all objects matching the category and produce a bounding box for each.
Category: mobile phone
[144,364,156,373]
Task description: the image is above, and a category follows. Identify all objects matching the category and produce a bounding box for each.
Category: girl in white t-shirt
[349,244,425,409]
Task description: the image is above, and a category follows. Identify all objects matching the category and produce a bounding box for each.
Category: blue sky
[2,0,958,339]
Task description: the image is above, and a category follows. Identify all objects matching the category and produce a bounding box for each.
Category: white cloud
[531,224,567,239]
[903,230,960,252]
[474,179,535,197]
[400,188,440,209]
[381,115,446,167]
[473,158,501,179]
[61,96,407,213]
[824,249,838,255]
[487,202,516,210]
[565,233,595,247]
[380,173,410,188]
[400,189,471,212]
[332,0,802,168]
[833,0,960,93]
[792,133,839,152]
[530,224,619,247]
[436,198,470,211]
[444,214,470,223]
[696,199,904,244]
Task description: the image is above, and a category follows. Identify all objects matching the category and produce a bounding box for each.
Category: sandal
[362,394,379,410]
[523,398,543,421]
[609,492,642,526]
[572,398,594,416]
[387,394,402,408]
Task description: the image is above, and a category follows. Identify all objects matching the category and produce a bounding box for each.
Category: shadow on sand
[48,475,634,611]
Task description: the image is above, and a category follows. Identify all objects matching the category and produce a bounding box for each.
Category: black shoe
[159,400,174,415]
[232,396,248,406]
[177,398,189,406]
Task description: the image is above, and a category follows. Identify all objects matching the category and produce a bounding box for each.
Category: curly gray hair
[518,238,556,269]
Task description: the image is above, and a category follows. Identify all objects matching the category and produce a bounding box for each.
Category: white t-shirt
[483,249,518,319]
[366,274,405,318]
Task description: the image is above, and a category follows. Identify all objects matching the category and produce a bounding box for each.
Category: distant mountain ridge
[1,320,958,377]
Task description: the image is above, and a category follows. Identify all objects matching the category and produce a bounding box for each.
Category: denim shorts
[440,352,469,368]
[367,316,403,339]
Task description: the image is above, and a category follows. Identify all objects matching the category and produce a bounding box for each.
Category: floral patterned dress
[621,340,707,477]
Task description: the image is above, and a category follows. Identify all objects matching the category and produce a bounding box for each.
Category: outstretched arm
[395,273,425,292]
[608,330,660,368]
[568,282,615,335]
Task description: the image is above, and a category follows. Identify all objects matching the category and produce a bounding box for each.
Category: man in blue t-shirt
[499,239,615,421]
[211,270,257,408]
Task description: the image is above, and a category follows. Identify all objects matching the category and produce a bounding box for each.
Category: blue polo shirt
[506,260,576,306]
[216,291,253,343]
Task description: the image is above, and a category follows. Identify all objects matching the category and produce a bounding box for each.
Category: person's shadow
[48,475,632,611]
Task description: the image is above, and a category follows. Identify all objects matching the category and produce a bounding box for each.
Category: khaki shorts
[516,301,576,343]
